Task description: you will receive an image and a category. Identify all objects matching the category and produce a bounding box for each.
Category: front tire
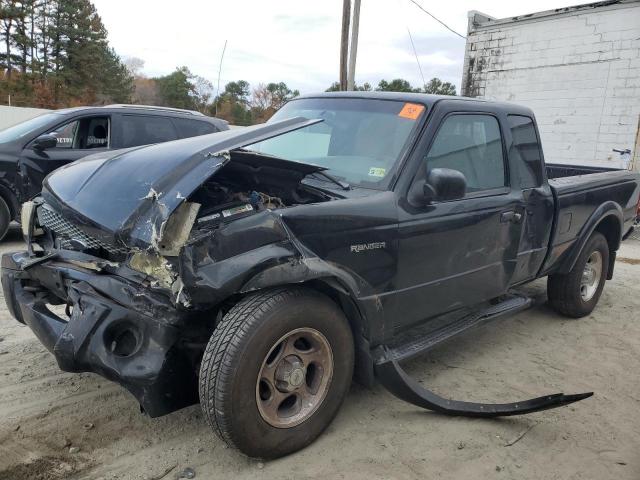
[547,232,609,318]
[199,288,354,459]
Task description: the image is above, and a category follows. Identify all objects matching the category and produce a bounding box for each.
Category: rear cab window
[507,115,544,189]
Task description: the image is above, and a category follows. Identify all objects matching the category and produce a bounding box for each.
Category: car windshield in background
[0,113,60,144]
[246,98,426,188]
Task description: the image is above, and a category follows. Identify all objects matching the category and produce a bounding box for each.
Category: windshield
[0,113,60,144]
[246,98,426,188]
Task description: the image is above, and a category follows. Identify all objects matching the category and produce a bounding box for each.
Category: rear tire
[547,232,609,318]
[199,287,354,459]
[0,196,11,242]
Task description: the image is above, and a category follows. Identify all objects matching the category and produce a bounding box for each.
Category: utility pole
[339,0,351,91]
[347,0,361,91]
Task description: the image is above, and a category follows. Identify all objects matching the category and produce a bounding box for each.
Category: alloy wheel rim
[580,250,602,301]
[256,327,333,428]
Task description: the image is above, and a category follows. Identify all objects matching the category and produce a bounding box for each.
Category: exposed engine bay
[32,149,335,266]
[188,150,332,234]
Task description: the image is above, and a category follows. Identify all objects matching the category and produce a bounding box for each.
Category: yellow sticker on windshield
[369,167,386,178]
[398,103,424,120]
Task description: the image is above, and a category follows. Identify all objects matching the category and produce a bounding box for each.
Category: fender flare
[239,257,378,386]
[557,201,622,275]
[238,256,372,340]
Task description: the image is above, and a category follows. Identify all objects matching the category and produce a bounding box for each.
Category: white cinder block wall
[461,0,640,168]
[0,105,50,131]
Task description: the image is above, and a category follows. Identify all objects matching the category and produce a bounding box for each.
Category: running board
[384,293,533,364]
[375,352,592,417]
[374,294,593,417]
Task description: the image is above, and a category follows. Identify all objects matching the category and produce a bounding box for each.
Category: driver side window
[50,121,78,149]
[425,114,506,193]
[48,116,110,150]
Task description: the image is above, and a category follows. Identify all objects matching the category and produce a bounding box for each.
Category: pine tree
[0,0,132,107]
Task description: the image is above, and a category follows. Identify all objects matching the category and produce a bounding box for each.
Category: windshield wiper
[307,171,351,191]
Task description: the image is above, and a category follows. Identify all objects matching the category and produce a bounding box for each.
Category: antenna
[407,27,426,90]
[215,40,228,116]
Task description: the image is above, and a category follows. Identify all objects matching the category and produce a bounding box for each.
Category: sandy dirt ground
[0,224,638,480]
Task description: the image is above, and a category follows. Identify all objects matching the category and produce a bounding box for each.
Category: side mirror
[32,134,58,151]
[423,168,466,203]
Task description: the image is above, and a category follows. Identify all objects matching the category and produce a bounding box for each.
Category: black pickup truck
[3,92,639,459]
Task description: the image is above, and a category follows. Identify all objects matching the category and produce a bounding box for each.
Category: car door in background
[18,115,110,202]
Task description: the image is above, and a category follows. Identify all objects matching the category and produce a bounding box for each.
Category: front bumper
[1,250,198,417]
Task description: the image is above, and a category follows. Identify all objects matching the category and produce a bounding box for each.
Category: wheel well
[594,215,621,253]
[0,185,19,220]
[292,279,376,388]
[221,281,375,387]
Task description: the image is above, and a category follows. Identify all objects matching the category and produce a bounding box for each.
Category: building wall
[461,0,640,168]
[0,105,50,131]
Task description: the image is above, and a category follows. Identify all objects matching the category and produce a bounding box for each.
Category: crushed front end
[2,198,205,416]
[1,118,338,417]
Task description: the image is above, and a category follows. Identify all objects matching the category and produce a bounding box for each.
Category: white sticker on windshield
[368,167,386,178]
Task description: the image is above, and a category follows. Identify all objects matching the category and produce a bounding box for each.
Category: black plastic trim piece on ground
[374,349,593,417]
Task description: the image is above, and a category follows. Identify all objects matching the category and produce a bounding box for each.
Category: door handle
[500,211,523,223]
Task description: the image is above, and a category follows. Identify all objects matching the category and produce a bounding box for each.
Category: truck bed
[542,163,640,275]
[546,163,622,180]
[547,164,637,196]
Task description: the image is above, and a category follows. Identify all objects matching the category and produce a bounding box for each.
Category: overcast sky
[92,0,581,95]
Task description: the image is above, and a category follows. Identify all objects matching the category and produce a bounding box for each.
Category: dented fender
[176,209,385,342]
[178,210,368,296]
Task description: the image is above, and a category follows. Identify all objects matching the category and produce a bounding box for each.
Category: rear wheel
[0,196,10,241]
[199,288,354,459]
[547,232,609,318]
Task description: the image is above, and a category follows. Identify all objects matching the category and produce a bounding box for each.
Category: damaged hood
[42,117,323,249]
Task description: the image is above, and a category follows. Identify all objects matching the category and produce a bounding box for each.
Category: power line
[407,27,426,88]
[406,0,466,39]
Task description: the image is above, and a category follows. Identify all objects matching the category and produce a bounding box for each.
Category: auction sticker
[398,103,425,120]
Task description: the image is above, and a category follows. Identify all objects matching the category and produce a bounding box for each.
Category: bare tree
[250,81,299,122]
[123,56,144,77]
[192,74,213,113]
[132,76,159,105]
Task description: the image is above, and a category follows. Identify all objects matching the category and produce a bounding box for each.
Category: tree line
[126,60,301,126]
[326,77,456,95]
[131,63,457,126]
[0,0,133,107]
[1,1,457,124]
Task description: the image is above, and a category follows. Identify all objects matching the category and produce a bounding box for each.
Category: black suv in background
[0,104,228,240]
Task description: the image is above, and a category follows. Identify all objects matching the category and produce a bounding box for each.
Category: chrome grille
[37,205,127,254]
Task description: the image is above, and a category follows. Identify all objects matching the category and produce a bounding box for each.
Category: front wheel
[199,288,354,459]
[547,232,609,318]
